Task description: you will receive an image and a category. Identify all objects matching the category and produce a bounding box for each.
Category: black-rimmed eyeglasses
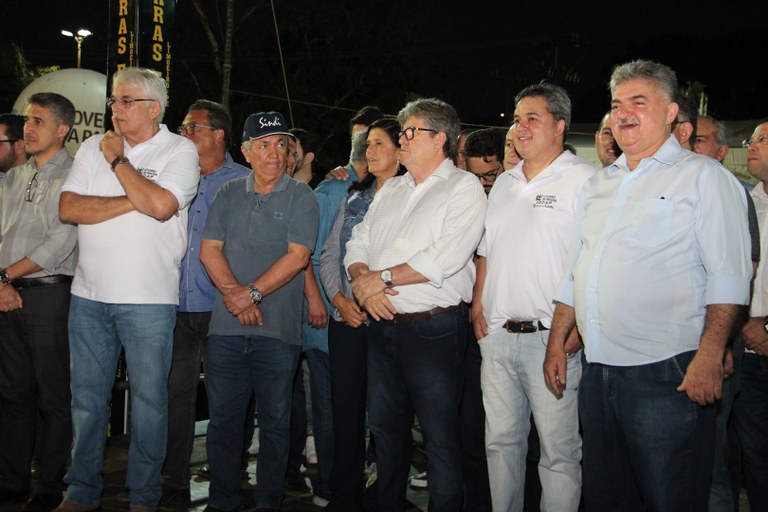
[399,127,438,141]
[106,96,157,108]
[471,164,502,181]
[25,172,38,203]
[177,122,218,136]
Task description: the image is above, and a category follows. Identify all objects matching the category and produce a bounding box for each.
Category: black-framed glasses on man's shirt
[25,172,39,203]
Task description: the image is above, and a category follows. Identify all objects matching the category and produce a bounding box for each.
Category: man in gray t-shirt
[200,111,319,511]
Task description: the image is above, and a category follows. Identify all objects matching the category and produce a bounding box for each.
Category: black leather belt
[13,275,73,289]
[391,304,463,324]
[504,320,549,333]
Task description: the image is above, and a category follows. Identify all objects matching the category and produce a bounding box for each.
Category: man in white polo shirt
[472,83,596,512]
[56,68,199,512]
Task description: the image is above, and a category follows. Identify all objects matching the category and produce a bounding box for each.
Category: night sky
[3,0,766,129]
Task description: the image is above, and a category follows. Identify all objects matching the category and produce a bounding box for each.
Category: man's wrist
[0,267,12,285]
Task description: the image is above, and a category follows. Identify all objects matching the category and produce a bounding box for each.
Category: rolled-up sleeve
[696,165,752,306]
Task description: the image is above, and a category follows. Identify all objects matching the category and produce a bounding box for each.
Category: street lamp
[61,29,92,68]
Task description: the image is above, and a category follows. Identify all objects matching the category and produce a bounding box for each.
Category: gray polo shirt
[203,172,319,344]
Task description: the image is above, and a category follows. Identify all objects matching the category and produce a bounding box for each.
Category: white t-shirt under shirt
[62,125,200,304]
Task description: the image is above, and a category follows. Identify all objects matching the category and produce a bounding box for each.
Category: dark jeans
[164,311,210,490]
[579,351,715,512]
[0,282,71,496]
[328,319,369,511]
[287,355,308,483]
[306,348,334,499]
[460,329,491,512]
[367,305,467,512]
[205,335,300,510]
[735,353,768,511]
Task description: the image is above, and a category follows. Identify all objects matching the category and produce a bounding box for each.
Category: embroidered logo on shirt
[136,167,159,182]
[274,212,284,220]
[533,194,557,209]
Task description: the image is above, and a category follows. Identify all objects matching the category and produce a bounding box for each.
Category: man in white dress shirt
[344,98,486,512]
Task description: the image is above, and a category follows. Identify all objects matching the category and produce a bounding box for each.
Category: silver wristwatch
[248,284,263,304]
[380,269,393,288]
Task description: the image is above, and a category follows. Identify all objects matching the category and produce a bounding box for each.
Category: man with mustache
[544,60,752,511]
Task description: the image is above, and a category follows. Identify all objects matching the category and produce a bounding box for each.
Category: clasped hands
[350,269,398,321]
[222,283,263,326]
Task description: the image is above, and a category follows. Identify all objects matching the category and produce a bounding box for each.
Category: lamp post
[61,29,92,68]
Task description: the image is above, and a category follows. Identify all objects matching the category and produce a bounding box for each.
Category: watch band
[0,267,11,285]
[111,155,130,171]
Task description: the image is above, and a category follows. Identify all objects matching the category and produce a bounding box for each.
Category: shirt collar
[29,147,72,172]
[245,171,290,195]
[607,135,682,176]
[404,158,453,187]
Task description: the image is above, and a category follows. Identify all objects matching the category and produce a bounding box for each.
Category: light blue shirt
[179,154,250,312]
[556,136,752,366]
[301,166,359,351]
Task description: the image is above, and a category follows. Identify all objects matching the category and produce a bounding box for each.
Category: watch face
[381,270,392,282]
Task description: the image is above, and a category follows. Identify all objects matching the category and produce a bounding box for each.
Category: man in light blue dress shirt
[544,60,752,512]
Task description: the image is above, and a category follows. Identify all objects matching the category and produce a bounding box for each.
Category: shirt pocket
[629,198,674,243]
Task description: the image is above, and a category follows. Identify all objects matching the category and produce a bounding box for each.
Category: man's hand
[307,294,328,329]
[723,347,735,379]
[325,166,349,181]
[236,303,263,326]
[361,291,397,321]
[351,270,397,304]
[470,303,488,340]
[742,316,768,351]
[677,351,723,405]
[0,285,22,312]
[99,117,126,165]
[222,284,255,317]
[332,293,368,328]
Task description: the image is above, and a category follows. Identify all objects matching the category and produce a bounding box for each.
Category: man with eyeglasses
[0,93,77,512]
[735,121,768,512]
[463,127,505,195]
[0,114,27,182]
[471,82,595,512]
[159,100,250,506]
[344,98,486,512]
[56,68,199,512]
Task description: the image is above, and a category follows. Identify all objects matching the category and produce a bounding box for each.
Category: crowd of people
[1,58,768,512]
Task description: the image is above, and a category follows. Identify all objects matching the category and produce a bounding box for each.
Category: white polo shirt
[62,125,200,304]
[478,150,596,334]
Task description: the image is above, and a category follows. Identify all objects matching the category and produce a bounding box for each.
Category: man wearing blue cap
[200,111,319,512]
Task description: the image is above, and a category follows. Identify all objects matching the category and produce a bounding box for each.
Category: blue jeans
[735,353,768,511]
[367,305,467,512]
[579,351,715,512]
[65,296,176,508]
[305,348,334,500]
[205,335,300,510]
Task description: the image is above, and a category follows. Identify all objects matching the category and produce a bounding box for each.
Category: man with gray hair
[56,68,200,512]
[0,93,77,512]
[345,98,486,512]
[474,83,596,512]
[694,115,730,163]
[544,60,752,511]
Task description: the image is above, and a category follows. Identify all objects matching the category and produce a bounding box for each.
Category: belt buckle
[505,320,537,334]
